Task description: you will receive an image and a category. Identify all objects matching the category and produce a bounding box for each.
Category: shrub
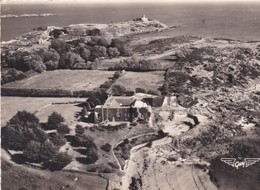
[49,29,68,38]
[111,84,126,96]
[56,123,71,134]
[100,80,113,90]
[147,90,159,95]
[100,143,112,152]
[113,71,121,79]
[135,88,146,93]
[86,29,101,36]
[75,124,85,135]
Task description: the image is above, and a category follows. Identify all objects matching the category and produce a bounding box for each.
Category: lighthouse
[141,14,149,22]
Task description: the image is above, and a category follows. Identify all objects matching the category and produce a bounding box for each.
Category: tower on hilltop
[141,14,149,22]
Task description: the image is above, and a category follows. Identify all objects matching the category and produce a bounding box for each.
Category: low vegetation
[109,57,162,71]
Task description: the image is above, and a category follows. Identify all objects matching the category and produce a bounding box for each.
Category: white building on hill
[141,14,149,22]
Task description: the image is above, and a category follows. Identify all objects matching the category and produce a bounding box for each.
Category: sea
[1,2,260,42]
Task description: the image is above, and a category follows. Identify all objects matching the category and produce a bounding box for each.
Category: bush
[100,143,112,152]
[135,88,146,93]
[86,29,101,36]
[1,87,73,97]
[56,123,71,134]
[113,71,121,79]
[147,90,159,95]
[75,124,85,135]
[110,57,162,71]
[111,84,126,96]
[100,80,113,90]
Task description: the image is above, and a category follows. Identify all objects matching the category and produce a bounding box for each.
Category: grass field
[2,70,115,91]
[1,96,86,126]
[108,71,165,93]
[1,159,107,190]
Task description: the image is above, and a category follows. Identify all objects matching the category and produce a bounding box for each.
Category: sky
[2,0,260,4]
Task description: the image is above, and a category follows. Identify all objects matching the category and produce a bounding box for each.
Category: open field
[2,70,115,91]
[108,71,165,93]
[1,96,86,126]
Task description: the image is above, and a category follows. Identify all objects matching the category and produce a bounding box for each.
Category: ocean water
[1,3,260,42]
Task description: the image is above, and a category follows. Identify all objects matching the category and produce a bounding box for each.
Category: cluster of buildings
[93,94,177,123]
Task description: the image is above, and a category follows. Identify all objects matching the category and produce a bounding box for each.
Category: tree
[111,38,132,56]
[47,112,65,129]
[23,141,41,162]
[8,111,39,126]
[89,46,107,61]
[2,121,47,151]
[47,152,72,171]
[100,143,112,152]
[81,107,87,116]
[111,84,126,96]
[107,47,120,58]
[23,54,46,73]
[45,60,59,70]
[50,39,68,54]
[56,123,71,134]
[39,141,58,162]
[80,48,91,61]
[49,132,67,147]
[64,52,85,69]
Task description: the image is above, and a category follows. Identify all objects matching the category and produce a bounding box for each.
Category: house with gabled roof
[94,95,152,123]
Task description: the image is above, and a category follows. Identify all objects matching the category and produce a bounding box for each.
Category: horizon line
[2,0,260,5]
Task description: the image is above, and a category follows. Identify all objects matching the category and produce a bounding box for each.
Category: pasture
[1,96,86,126]
[108,71,165,94]
[2,70,115,91]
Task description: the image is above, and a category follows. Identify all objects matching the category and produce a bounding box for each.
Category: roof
[104,96,135,107]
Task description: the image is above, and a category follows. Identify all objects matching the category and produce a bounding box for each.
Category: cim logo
[220,158,260,169]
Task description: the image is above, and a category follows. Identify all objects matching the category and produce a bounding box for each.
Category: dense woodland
[1,35,132,85]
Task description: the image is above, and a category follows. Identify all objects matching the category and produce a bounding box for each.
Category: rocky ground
[119,35,260,190]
